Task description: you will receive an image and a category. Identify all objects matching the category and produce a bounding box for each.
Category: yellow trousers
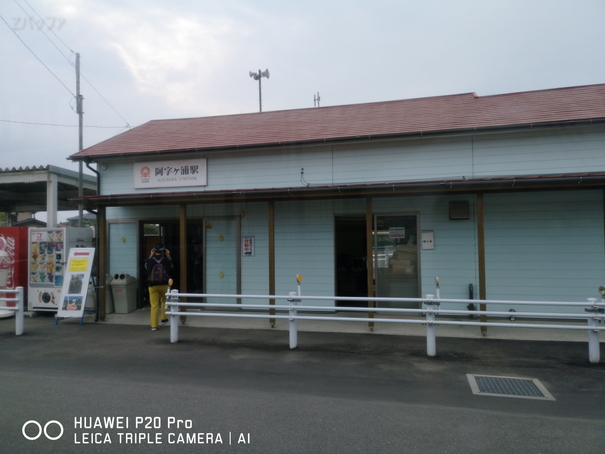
[148,284,168,328]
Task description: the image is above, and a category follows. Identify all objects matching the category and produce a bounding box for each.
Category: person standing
[145,243,173,331]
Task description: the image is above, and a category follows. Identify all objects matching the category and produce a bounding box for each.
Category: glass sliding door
[373,214,419,307]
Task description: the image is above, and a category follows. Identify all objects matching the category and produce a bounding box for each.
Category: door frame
[372,212,421,304]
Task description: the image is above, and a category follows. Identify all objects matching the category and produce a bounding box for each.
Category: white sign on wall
[242,236,255,257]
[421,230,435,250]
[134,158,207,189]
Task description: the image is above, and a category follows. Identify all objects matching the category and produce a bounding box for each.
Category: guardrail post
[425,294,439,357]
[169,290,179,343]
[15,286,24,336]
[585,298,602,364]
[288,292,300,349]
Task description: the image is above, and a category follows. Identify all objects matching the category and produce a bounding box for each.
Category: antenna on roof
[314,92,321,107]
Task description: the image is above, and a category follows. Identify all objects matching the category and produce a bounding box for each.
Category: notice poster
[242,235,255,257]
[56,248,95,319]
[389,227,406,238]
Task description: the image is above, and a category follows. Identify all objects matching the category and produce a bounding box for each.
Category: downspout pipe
[85,158,100,207]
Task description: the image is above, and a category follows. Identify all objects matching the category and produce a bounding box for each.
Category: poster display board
[56,248,95,320]
[28,227,93,311]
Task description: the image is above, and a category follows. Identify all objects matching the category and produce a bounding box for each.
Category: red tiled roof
[71,84,605,159]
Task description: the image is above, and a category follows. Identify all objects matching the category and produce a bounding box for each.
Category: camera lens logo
[22,420,64,441]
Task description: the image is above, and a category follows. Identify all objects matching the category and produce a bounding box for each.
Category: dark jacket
[145,254,173,286]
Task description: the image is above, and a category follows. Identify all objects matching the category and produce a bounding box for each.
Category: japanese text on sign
[134,159,207,189]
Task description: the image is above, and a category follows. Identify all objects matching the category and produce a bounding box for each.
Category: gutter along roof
[73,172,605,208]
[70,83,605,160]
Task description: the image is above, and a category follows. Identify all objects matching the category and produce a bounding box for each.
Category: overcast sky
[1,0,605,176]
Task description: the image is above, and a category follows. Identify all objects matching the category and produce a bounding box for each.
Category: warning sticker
[68,259,89,272]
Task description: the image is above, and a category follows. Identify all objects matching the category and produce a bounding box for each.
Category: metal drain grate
[467,374,555,401]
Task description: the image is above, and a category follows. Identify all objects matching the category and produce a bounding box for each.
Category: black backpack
[149,257,169,285]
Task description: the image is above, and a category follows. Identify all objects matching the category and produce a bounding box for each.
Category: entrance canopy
[0,165,97,226]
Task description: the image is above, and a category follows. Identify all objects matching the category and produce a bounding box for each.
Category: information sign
[56,248,95,320]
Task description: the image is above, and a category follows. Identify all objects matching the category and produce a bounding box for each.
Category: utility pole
[76,53,84,226]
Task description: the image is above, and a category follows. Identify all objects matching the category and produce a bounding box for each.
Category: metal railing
[0,287,24,336]
[165,286,605,363]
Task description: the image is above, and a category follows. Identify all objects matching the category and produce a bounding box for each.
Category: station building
[69,84,605,320]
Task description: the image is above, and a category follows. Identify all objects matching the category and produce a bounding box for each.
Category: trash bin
[111,273,138,314]
[85,281,96,310]
[105,274,115,314]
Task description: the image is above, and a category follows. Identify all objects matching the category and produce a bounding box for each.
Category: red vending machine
[0,227,29,308]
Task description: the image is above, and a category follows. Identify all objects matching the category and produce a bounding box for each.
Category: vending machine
[0,227,29,315]
[28,227,94,311]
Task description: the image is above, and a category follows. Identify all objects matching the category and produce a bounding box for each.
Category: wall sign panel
[134,159,207,189]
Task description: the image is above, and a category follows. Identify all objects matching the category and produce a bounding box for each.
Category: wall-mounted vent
[449,201,470,220]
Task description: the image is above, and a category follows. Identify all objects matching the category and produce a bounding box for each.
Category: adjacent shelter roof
[0,165,97,212]
[70,84,605,160]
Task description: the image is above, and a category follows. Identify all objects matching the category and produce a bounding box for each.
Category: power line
[0,13,75,97]
[0,119,129,129]
[14,0,73,66]
[9,1,131,129]
[80,72,131,129]
[21,0,74,54]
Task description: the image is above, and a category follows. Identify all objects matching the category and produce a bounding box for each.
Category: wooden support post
[268,201,276,327]
[366,198,375,329]
[98,206,107,321]
[477,193,487,335]
[179,204,188,324]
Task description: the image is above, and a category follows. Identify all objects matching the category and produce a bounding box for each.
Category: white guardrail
[165,283,605,364]
[0,287,25,336]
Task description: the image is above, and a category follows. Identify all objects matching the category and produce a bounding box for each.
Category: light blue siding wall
[274,200,335,306]
[333,198,366,215]
[484,190,604,308]
[107,205,180,221]
[332,138,473,183]
[100,164,135,195]
[205,219,238,304]
[187,203,244,218]
[99,125,605,197]
[108,222,138,278]
[240,203,269,304]
[473,127,605,177]
[208,146,333,189]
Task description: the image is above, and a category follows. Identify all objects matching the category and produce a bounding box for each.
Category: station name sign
[134,159,207,189]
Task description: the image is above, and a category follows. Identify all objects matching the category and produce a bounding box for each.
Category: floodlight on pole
[249,69,270,112]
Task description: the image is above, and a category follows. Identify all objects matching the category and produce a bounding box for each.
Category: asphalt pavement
[1,312,604,454]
